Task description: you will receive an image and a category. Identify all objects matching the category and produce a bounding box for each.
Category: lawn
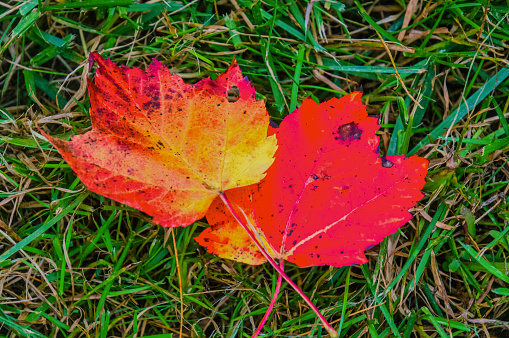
[1,0,509,337]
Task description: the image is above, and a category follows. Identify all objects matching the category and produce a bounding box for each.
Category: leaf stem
[252,260,283,338]
[219,192,338,338]
[170,229,184,338]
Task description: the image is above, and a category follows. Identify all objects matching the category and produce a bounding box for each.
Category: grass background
[1,0,509,337]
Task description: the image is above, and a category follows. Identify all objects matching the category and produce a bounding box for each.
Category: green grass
[2,0,509,337]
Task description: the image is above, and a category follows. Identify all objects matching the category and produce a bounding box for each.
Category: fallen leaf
[196,92,428,267]
[43,54,277,227]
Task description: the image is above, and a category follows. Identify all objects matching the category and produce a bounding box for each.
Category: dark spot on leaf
[310,174,319,180]
[144,93,161,111]
[381,156,394,168]
[335,122,362,141]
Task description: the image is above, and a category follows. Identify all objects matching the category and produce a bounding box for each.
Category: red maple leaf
[196,92,428,267]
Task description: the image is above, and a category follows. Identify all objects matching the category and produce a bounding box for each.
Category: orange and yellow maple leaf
[43,54,277,227]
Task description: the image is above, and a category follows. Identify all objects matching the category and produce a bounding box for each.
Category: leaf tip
[88,52,108,68]
[348,91,363,103]
[88,52,98,70]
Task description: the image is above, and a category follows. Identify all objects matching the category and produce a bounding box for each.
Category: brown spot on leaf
[335,122,362,141]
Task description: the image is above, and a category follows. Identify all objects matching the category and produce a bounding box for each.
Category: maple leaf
[42,54,277,227]
[196,92,428,267]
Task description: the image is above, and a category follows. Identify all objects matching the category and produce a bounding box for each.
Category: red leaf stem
[219,192,339,337]
[252,260,284,338]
